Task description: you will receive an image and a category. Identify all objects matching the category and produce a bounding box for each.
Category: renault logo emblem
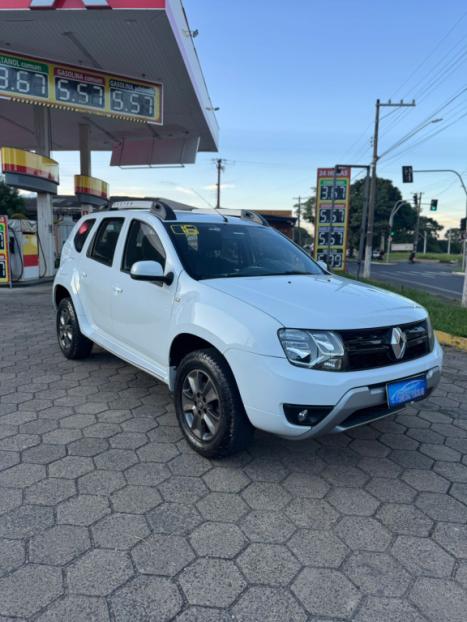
[390,327,407,360]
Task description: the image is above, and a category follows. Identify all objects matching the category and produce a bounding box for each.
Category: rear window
[74,219,95,253]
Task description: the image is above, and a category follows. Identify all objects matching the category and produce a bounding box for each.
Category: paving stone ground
[1,286,467,621]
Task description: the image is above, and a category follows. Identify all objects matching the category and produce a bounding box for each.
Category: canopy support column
[33,106,55,278]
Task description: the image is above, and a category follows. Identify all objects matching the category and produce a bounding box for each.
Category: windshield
[166,222,325,280]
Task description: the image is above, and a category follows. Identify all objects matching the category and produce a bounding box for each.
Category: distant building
[255,210,297,238]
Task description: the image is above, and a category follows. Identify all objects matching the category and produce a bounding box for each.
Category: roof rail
[108,197,269,226]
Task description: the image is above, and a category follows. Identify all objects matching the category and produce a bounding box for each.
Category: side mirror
[130,261,174,285]
[317,260,329,272]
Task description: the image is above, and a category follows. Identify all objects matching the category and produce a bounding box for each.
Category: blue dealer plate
[387,376,427,408]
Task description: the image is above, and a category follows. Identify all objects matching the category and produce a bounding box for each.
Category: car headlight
[278,329,345,371]
[426,316,435,351]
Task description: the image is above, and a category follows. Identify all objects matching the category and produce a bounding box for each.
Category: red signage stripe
[3,163,58,183]
[75,186,107,198]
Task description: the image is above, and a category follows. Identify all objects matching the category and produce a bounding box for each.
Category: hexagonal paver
[327,487,380,516]
[30,525,91,565]
[402,469,450,492]
[0,565,63,618]
[365,477,416,503]
[377,503,433,536]
[322,464,370,487]
[288,528,348,567]
[232,586,307,622]
[343,551,411,597]
[202,467,250,493]
[416,492,467,523]
[94,449,138,471]
[282,472,330,498]
[175,606,235,622]
[168,453,211,476]
[0,450,20,472]
[35,595,110,622]
[240,510,295,543]
[433,523,467,559]
[83,422,120,438]
[147,503,202,535]
[68,549,133,596]
[48,456,94,479]
[190,522,245,558]
[92,513,149,550]
[241,482,291,511]
[244,458,287,482]
[111,485,162,514]
[132,534,194,575]
[57,494,110,526]
[238,543,300,585]
[24,478,76,505]
[78,470,125,495]
[68,437,109,457]
[179,558,246,607]
[410,577,467,622]
[335,516,392,551]
[292,567,361,618]
[0,504,54,538]
[285,497,339,529]
[392,535,455,578]
[111,432,147,450]
[137,441,179,463]
[420,443,461,462]
[158,476,208,504]
[22,443,66,464]
[0,539,25,576]
[0,487,23,516]
[197,492,249,522]
[354,596,427,622]
[125,463,170,486]
[358,457,402,478]
[0,463,45,488]
[111,576,182,622]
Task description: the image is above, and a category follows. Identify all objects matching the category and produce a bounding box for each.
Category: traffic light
[461,217,467,232]
[413,194,418,207]
[430,199,438,211]
[402,166,413,183]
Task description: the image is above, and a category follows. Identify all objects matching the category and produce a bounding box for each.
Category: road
[347,260,463,300]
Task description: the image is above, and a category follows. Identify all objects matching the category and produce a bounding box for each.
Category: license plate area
[386,375,427,409]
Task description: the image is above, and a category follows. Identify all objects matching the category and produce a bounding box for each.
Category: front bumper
[225,340,443,439]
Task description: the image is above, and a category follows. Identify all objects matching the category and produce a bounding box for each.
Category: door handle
[113,286,123,294]
[81,272,87,279]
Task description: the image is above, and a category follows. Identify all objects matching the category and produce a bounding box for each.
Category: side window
[88,218,124,266]
[74,219,95,252]
[122,220,166,273]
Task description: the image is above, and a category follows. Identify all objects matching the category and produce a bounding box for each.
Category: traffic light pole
[363,99,416,279]
[413,192,423,254]
[413,169,467,307]
[386,199,406,262]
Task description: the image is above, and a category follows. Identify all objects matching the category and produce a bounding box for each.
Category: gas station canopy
[0,0,219,165]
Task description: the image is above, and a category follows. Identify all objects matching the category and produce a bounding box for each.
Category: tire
[174,348,254,458]
[56,298,93,360]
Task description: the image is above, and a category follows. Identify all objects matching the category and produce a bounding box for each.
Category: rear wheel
[174,348,254,458]
[56,298,93,360]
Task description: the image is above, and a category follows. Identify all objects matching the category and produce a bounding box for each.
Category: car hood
[204,274,426,330]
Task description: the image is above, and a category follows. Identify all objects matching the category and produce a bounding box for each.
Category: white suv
[53,199,443,457]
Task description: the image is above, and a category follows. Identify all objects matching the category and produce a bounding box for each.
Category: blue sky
[55,0,467,233]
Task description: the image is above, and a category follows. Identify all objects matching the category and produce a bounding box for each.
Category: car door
[110,217,176,377]
[78,217,125,337]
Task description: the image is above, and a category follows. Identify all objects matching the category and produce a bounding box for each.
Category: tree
[349,177,416,249]
[302,196,316,224]
[0,181,26,218]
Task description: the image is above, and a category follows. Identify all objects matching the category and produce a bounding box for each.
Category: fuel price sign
[314,167,351,271]
[0,50,163,125]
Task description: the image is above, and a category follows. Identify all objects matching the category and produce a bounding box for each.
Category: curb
[435,330,467,352]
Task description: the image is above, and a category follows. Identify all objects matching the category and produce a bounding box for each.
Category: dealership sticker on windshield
[171,224,199,236]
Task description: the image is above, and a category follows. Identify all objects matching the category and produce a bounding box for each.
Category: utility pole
[294,196,302,245]
[447,230,452,255]
[413,192,423,254]
[363,99,416,278]
[215,158,227,209]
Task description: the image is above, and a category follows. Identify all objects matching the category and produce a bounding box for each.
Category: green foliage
[302,196,315,224]
[0,181,26,218]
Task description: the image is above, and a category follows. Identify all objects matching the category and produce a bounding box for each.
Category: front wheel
[174,349,254,458]
[56,298,93,360]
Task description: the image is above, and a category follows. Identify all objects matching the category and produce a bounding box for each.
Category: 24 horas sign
[0,50,163,125]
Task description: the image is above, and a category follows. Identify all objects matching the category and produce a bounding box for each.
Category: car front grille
[339,320,431,371]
